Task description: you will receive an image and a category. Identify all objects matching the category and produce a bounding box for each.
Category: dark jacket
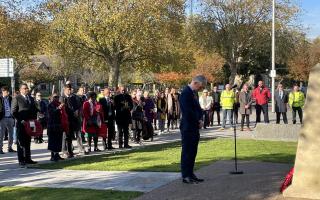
[60,94,81,132]
[11,94,38,122]
[179,86,202,132]
[47,101,63,152]
[0,96,12,120]
[99,96,115,123]
[275,90,289,113]
[114,93,133,125]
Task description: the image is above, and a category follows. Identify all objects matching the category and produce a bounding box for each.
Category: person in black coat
[60,84,85,158]
[0,86,15,154]
[34,92,48,144]
[99,87,116,150]
[275,83,289,124]
[179,75,206,184]
[114,86,133,148]
[47,93,64,161]
[11,83,38,167]
[210,86,221,126]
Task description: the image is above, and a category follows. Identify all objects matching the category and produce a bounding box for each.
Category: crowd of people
[0,80,306,167]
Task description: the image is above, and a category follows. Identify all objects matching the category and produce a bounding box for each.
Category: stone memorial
[284,63,320,199]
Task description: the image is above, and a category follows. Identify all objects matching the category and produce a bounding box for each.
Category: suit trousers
[0,117,15,150]
[292,107,303,124]
[181,131,200,178]
[16,123,31,163]
[241,114,250,128]
[276,112,288,124]
[255,104,269,123]
[117,124,129,147]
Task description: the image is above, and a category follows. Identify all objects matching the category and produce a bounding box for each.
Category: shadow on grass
[0,186,142,200]
[32,138,296,172]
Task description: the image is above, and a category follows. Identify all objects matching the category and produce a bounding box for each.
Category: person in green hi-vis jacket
[289,85,305,124]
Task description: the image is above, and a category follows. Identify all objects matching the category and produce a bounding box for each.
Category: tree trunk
[108,59,120,88]
[229,62,237,85]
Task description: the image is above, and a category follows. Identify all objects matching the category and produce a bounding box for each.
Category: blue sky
[19,0,320,39]
[299,0,320,39]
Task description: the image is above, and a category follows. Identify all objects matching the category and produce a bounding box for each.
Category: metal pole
[271,0,276,113]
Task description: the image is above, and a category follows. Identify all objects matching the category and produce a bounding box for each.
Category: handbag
[23,120,43,137]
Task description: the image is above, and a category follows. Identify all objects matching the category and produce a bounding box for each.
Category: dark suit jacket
[114,93,133,125]
[179,86,202,132]
[99,97,115,123]
[60,94,82,132]
[11,94,38,122]
[275,90,288,113]
[0,96,12,120]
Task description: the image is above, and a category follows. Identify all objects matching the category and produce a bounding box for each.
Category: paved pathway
[0,111,301,199]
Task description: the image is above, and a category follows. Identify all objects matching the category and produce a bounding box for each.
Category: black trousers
[210,108,221,125]
[17,123,32,163]
[292,107,303,124]
[87,136,98,150]
[65,131,74,155]
[241,114,250,128]
[181,131,200,178]
[276,112,288,124]
[102,122,115,149]
[203,110,210,128]
[255,104,269,123]
[117,124,129,147]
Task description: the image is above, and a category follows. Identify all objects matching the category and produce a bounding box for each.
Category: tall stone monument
[284,64,320,199]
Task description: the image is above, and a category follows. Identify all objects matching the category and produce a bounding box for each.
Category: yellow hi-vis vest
[220,90,235,109]
[289,91,305,108]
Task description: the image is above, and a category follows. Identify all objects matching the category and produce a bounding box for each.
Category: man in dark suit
[60,84,85,158]
[179,75,207,184]
[275,83,288,124]
[99,87,116,150]
[0,86,15,154]
[114,86,133,149]
[11,84,38,167]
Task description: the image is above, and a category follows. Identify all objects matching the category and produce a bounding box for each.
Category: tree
[192,50,225,83]
[201,0,300,84]
[43,0,185,87]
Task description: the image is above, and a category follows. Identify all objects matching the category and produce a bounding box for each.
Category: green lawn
[0,187,142,200]
[35,138,297,172]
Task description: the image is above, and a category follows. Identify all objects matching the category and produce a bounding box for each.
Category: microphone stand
[230,107,243,175]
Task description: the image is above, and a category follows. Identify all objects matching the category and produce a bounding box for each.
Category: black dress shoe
[25,160,38,164]
[0,150,5,154]
[124,145,132,149]
[192,176,204,182]
[182,177,197,184]
[94,148,101,152]
[8,148,16,153]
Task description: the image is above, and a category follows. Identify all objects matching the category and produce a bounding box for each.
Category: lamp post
[271,0,276,113]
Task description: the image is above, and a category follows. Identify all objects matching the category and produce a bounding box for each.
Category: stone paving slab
[135,161,306,200]
[0,168,180,192]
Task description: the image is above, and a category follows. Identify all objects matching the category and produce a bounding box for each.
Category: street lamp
[271,0,276,113]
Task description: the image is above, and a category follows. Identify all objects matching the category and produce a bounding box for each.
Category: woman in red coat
[82,92,104,152]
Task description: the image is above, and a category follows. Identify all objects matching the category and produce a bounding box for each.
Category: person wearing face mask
[180,75,206,184]
[114,86,133,148]
[11,83,39,167]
